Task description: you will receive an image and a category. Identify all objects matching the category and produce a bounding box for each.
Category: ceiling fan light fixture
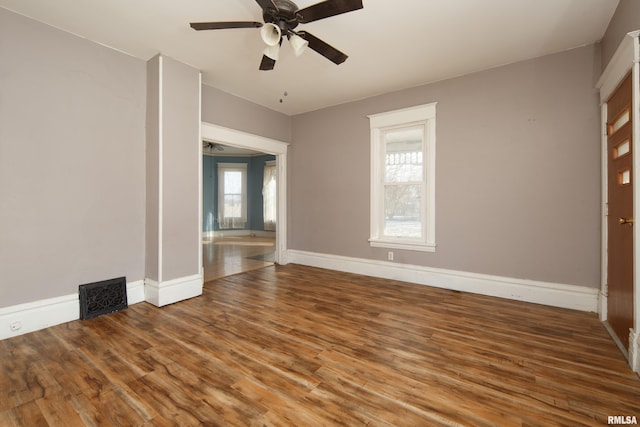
[289,33,308,57]
[190,0,364,70]
[260,22,281,46]
[263,43,280,61]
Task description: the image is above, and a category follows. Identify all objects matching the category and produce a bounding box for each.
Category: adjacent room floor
[202,234,275,282]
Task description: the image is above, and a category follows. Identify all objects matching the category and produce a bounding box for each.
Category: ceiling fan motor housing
[263,0,300,32]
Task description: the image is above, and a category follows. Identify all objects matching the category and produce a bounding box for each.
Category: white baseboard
[599,290,608,321]
[127,280,146,305]
[2,254,599,341]
[287,250,599,312]
[0,294,78,340]
[203,229,276,240]
[144,274,203,307]
[0,280,144,340]
[630,329,640,375]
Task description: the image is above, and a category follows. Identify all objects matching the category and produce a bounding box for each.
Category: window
[217,163,247,229]
[369,103,436,252]
[263,160,277,231]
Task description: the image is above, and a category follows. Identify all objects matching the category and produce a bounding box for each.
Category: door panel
[607,72,634,350]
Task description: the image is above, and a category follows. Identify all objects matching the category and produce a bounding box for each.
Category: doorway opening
[200,122,289,283]
[202,143,276,281]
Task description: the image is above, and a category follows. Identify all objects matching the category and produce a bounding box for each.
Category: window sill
[369,239,436,253]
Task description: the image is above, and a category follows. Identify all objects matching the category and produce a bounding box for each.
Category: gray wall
[290,44,602,288]
[146,55,202,283]
[0,7,292,309]
[201,84,291,143]
[0,8,146,307]
[601,0,640,70]
[160,57,201,281]
[145,56,161,283]
[0,3,616,309]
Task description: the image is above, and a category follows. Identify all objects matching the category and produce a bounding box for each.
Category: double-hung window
[217,163,247,229]
[369,103,436,252]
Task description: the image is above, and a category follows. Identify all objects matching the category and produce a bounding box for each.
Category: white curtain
[263,161,277,231]
[218,163,247,229]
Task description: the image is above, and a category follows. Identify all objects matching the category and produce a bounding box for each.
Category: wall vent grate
[79,277,128,320]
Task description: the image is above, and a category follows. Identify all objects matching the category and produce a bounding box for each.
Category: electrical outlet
[10,321,22,331]
[388,251,394,261]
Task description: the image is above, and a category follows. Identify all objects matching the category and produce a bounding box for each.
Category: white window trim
[369,102,436,252]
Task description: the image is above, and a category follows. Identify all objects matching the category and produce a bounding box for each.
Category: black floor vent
[79,277,128,320]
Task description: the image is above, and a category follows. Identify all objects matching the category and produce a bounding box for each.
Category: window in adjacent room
[369,102,436,252]
[217,163,247,229]
[263,160,277,231]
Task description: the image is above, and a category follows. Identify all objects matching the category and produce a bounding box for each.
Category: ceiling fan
[203,141,225,152]
[190,0,364,70]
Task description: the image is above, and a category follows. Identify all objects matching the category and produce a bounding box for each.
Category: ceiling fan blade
[298,31,348,65]
[190,21,262,31]
[255,0,279,12]
[259,55,276,71]
[297,0,363,24]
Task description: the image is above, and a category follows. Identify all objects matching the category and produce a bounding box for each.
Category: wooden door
[607,72,634,350]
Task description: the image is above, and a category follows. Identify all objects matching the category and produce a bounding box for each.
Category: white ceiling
[0,0,619,115]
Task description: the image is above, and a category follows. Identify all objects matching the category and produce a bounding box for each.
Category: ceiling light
[289,33,308,57]
[260,23,281,46]
[263,44,280,61]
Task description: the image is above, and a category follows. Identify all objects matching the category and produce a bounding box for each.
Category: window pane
[384,184,422,238]
[224,170,242,194]
[224,194,242,217]
[384,126,423,183]
[218,163,248,229]
[619,169,631,186]
[610,109,630,135]
[614,139,630,159]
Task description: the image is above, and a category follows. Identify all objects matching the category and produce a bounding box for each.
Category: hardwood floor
[202,234,275,282]
[1,264,639,426]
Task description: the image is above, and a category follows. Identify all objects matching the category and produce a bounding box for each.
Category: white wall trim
[201,122,289,155]
[276,151,289,265]
[0,294,78,340]
[632,36,640,372]
[288,250,599,312]
[158,54,164,283]
[630,329,640,373]
[144,274,203,307]
[198,71,203,290]
[599,290,608,322]
[203,229,276,239]
[127,280,146,305]
[597,30,640,103]
[599,101,609,322]
[0,280,144,340]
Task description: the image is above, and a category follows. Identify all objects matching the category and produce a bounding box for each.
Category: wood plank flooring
[202,235,275,282]
[1,264,639,426]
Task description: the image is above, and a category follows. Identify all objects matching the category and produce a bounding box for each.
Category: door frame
[201,122,290,266]
[597,30,640,374]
